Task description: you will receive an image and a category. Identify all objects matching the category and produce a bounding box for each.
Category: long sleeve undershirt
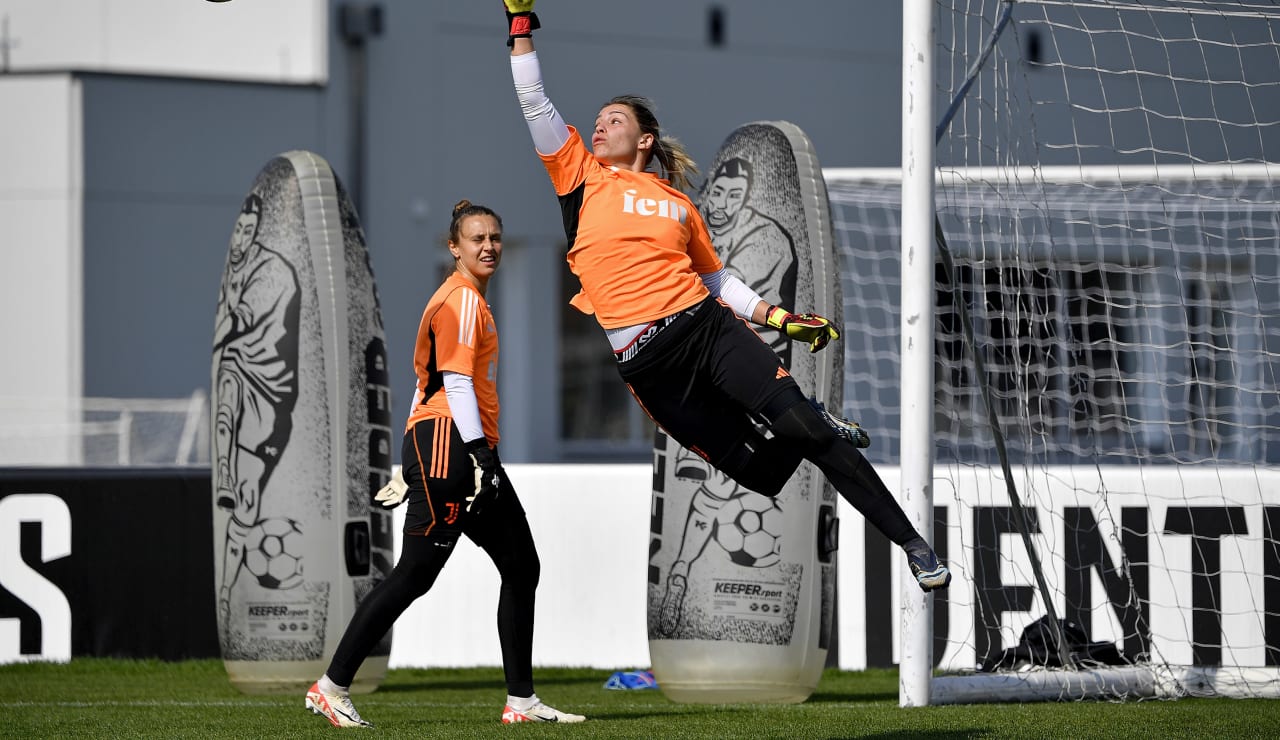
[510,51,768,340]
[443,371,484,443]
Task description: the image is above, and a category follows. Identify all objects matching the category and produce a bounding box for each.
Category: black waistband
[613,300,706,363]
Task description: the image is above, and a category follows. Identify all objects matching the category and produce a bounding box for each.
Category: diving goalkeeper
[501,0,950,592]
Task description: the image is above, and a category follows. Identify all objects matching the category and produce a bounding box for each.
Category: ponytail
[652,135,699,192]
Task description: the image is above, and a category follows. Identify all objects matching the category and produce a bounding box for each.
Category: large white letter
[0,494,72,663]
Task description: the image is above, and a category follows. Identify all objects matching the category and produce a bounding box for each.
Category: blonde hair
[605,95,699,192]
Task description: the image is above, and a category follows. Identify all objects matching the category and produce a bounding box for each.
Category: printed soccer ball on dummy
[714,492,783,567]
[243,517,304,589]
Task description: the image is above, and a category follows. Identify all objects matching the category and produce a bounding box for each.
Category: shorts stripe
[410,427,437,537]
[431,418,451,479]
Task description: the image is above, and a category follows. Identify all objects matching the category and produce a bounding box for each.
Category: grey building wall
[81,74,328,400]
[75,1,904,462]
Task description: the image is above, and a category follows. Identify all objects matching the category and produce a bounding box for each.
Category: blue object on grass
[604,669,658,690]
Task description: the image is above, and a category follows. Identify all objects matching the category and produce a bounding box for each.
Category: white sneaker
[501,699,586,724]
[306,681,373,728]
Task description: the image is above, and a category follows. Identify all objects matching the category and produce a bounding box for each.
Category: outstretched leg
[307,532,456,728]
[326,532,456,687]
[767,395,951,592]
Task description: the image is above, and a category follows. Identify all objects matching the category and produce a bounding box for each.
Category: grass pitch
[2,659,1277,738]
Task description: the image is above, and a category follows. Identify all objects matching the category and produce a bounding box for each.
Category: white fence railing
[0,391,208,466]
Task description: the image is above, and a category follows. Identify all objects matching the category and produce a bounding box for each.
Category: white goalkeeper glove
[374,467,409,509]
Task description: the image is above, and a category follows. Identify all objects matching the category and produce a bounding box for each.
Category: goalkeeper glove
[373,467,409,509]
[465,439,502,514]
[765,305,840,353]
[503,0,540,48]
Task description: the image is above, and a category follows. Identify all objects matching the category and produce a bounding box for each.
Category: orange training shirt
[405,272,500,445]
[539,126,723,328]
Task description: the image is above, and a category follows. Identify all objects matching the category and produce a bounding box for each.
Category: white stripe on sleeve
[458,288,478,347]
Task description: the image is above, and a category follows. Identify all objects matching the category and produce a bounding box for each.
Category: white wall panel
[0,74,81,464]
[0,0,325,84]
[389,464,654,669]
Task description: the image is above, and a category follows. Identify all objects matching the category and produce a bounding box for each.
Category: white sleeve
[511,51,571,155]
[443,371,485,443]
[700,268,766,320]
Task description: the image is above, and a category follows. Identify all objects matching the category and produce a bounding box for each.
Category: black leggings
[768,400,918,546]
[620,298,918,547]
[325,430,540,695]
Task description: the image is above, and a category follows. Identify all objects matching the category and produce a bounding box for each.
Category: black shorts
[399,417,525,537]
[616,297,805,470]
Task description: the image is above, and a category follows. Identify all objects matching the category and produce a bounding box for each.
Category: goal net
[826,0,1280,702]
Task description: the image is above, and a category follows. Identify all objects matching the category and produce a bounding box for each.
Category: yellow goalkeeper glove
[765,305,840,353]
[503,0,539,48]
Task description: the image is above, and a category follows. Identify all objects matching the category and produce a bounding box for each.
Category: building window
[558,262,654,460]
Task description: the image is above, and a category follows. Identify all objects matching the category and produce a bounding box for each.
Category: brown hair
[605,95,699,192]
[447,199,502,244]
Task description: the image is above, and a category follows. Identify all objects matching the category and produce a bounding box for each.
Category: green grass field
[2,659,1278,739]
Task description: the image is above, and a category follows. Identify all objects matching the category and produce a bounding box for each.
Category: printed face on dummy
[229,210,259,265]
[705,173,750,229]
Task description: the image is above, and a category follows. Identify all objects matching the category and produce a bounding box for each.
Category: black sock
[770,401,919,546]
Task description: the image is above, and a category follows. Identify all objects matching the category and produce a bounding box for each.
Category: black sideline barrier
[0,467,219,661]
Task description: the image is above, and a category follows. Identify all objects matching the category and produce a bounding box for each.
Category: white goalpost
[827,0,1280,704]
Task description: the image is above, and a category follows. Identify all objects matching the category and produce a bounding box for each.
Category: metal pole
[899,0,937,708]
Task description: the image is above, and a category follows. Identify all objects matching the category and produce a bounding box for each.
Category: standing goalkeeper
[304,201,584,728]
[502,1,950,592]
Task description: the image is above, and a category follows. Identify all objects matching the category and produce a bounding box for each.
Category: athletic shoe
[905,540,952,592]
[808,397,872,449]
[306,681,373,728]
[501,700,586,724]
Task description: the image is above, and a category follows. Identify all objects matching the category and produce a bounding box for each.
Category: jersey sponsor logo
[622,189,688,224]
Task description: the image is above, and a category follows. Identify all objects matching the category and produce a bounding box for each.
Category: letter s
[0,494,72,663]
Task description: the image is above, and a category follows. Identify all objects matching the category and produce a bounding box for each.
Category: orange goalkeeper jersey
[539,126,722,329]
[405,272,500,445]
